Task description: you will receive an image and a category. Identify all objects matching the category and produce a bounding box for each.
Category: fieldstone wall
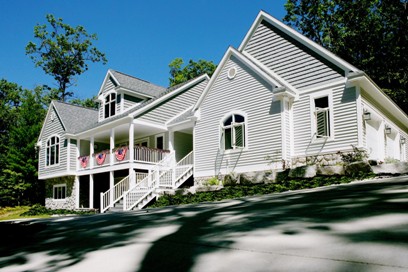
[45,176,77,210]
[291,152,343,168]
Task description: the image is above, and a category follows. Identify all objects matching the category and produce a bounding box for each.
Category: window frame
[104,92,117,119]
[220,111,248,152]
[46,135,60,167]
[310,90,335,141]
[155,133,165,150]
[53,184,67,200]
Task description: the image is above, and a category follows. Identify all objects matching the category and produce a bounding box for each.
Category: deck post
[74,176,80,209]
[129,123,134,162]
[89,174,94,209]
[110,128,115,166]
[76,139,81,170]
[109,171,114,205]
[90,136,94,169]
[100,192,103,213]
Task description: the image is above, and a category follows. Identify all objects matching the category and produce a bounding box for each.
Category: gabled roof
[97,69,166,98]
[52,101,99,133]
[38,101,98,142]
[239,10,359,74]
[76,74,209,135]
[193,46,292,111]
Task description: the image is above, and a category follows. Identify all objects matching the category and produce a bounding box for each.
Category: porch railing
[134,146,170,163]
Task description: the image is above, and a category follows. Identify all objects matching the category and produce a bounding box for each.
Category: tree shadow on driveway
[1,177,408,271]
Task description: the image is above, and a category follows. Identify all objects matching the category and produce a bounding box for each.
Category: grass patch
[148,173,376,209]
[0,204,96,221]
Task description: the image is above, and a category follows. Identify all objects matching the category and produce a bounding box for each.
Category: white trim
[193,47,284,112]
[219,110,249,152]
[309,90,335,142]
[38,102,66,142]
[165,106,193,126]
[280,99,287,160]
[45,134,61,168]
[130,74,210,118]
[53,183,67,200]
[355,86,364,147]
[67,137,71,171]
[155,133,165,149]
[133,119,167,131]
[135,137,150,147]
[97,70,120,97]
[238,11,359,73]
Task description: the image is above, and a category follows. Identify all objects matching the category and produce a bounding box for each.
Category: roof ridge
[53,100,98,112]
[110,69,165,89]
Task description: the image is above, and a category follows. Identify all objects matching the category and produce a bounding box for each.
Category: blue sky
[0,0,287,100]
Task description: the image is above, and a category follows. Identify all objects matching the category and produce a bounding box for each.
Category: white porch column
[76,139,81,170]
[90,136,94,169]
[74,176,80,209]
[109,171,114,204]
[129,168,136,188]
[89,174,94,209]
[379,121,386,161]
[129,123,134,161]
[169,130,175,151]
[110,128,115,166]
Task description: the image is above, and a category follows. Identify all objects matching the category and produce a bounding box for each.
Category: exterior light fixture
[363,111,371,120]
[401,137,406,144]
[385,126,391,134]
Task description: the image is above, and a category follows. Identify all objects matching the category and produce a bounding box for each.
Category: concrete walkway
[1,176,408,272]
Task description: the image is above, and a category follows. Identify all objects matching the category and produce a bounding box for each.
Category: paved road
[1,176,408,272]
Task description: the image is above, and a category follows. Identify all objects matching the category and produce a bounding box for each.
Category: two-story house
[38,11,408,212]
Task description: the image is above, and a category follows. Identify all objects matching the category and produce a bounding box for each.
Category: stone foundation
[291,152,343,168]
[45,176,77,210]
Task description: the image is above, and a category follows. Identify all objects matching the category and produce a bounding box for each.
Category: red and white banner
[78,156,89,168]
[96,152,106,165]
[115,147,128,161]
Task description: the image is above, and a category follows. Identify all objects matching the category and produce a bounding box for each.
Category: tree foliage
[0,81,47,206]
[26,14,107,101]
[70,96,98,109]
[284,0,408,113]
[169,58,216,86]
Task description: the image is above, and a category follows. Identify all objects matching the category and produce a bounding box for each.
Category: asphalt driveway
[1,176,408,272]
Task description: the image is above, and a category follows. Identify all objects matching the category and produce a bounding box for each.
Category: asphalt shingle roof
[53,101,99,133]
[110,70,166,98]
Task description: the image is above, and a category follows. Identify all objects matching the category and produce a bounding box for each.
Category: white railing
[100,174,132,213]
[123,151,175,211]
[174,151,194,182]
[134,146,170,163]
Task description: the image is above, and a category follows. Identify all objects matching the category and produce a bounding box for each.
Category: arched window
[104,93,116,118]
[221,113,246,150]
[46,136,60,166]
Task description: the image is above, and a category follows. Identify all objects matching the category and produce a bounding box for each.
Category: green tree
[70,96,98,109]
[169,58,216,86]
[26,14,107,102]
[284,0,408,113]
[0,84,46,206]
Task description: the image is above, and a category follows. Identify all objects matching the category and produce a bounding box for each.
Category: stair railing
[123,151,175,211]
[173,151,194,187]
[100,173,133,213]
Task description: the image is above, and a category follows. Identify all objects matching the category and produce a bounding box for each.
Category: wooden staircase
[101,151,194,213]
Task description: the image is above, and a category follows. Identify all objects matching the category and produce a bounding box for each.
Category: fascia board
[115,86,155,99]
[239,11,359,74]
[349,75,408,128]
[130,74,209,119]
[37,102,56,143]
[97,70,119,97]
[193,47,284,111]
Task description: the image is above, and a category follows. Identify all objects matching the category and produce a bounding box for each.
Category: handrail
[100,174,132,213]
[123,151,175,211]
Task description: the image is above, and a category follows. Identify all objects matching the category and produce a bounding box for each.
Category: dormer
[97,69,166,122]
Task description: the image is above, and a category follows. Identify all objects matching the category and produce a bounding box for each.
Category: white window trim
[135,137,150,147]
[45,134,61,168]
[219,111,249,153]
[53,183,67,200]
[309,90,335,142]
[155,133,165,150]
[103,91,117,120]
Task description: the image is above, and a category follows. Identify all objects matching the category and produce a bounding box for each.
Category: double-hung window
[104,93,116,118]
[222,113,246,150]
[314,96,331,138]
[46,136,60,166]
[53,184,66,200]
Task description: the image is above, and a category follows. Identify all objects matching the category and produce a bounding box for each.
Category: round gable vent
[227,67,237,79]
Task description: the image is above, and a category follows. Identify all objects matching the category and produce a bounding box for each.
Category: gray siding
[99,77,116,121]
[244,21,344,91]
[195,56,282,176]
[70,140,77,171]
[284,100,291,159]
[138,80,207,124]
[38,106,68,178]
[293,85,359,155]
